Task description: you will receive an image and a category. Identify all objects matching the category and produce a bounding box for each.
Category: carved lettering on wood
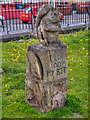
[47,56,66,78]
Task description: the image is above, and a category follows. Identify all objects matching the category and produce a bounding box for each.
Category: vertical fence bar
[68,2,70,25]
[27,1,29,30]
[31,2,33,31]
[83,0,85,23]
[25,0,27,29]
[16,0,18,31]
[22,0,24,30]
[12,0,14,31]
[19,0,21,31]
[1,1,4,32]
[31,0,34,32]
[81,1,82,23]
[80,1,81,23]
[34,0,36,31]
[63,3,64,25]
[29,1,31,30]
[72,1,73,25]
[76,0,78,24]
[78,0,80,23]
[8,1,11,32]
[26,1,28,30]
[32,0,34,31]
[74,2,76,24]
[83,1,84,23]
[65,2,66,25]
[4,0,8,33]
[70,2,72,25]
[85,1,86,24]
[73,2,74,24]
[23,0,26,29]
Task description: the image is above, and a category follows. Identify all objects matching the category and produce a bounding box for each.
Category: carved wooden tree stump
[26,43,67,113]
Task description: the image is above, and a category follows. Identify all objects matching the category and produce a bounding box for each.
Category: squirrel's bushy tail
[36,4,54,37]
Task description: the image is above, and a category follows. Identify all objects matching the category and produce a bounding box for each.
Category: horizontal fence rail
[0,0,90,34]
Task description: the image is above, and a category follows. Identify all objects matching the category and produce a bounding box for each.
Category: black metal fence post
[31,2,34,32]
[4,0,9,34]
[85,6,90,20]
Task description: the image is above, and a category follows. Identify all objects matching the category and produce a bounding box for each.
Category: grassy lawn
[1,28,89,118]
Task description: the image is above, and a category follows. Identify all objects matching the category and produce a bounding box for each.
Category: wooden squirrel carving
[36,4,63,46]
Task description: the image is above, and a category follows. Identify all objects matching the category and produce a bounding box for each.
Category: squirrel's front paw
[56,39,63,45]
[39,39,48,46]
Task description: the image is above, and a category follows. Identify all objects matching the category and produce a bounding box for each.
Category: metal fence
[0,0,90,34]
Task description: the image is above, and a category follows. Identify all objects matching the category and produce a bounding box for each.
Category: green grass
[1,28,89,118]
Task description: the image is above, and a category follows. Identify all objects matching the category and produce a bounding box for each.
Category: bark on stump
[26,43,67,113]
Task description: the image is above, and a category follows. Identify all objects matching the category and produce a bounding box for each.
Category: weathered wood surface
[26,43,67,113]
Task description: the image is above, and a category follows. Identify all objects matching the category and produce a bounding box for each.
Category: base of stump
[26,75,67,113]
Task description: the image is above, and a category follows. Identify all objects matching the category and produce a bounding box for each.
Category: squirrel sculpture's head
[46,10,61,23]
[38,4,54,17]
